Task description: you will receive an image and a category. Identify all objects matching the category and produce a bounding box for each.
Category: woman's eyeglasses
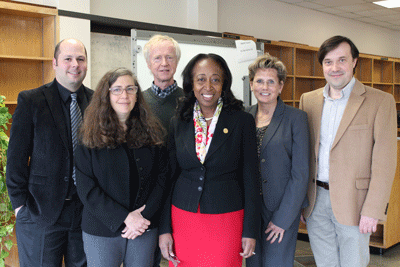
[109,86,138,95]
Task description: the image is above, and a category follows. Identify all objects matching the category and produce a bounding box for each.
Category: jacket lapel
[181,119,200,164]
[260,98,285,152]
[310,89,324,158]
[204,109,237,162]
[331,80,365,150]
[42,79,69,150]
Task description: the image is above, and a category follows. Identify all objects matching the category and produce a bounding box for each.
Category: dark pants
[153,247,162,267]
[15,198,86,267]
[246,206,301,267]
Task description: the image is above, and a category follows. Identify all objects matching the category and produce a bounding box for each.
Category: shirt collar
[323,77,355,101]
[151,81,178,98]
[56,79,85,103]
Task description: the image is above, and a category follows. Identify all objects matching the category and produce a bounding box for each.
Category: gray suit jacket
[246,97,309,230]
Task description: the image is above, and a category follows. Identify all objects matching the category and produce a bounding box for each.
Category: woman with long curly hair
[159,54,260,267]
[75,67,168,267]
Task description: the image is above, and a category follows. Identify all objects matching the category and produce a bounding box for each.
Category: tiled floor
[159,237,400,266]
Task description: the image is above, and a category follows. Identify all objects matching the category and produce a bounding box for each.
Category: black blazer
[246,97,309,230]
[160,108,260,239]
[6,79,93,226]
[75,144,169,237]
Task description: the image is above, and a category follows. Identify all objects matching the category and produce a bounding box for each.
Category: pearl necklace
[205,117,213,121]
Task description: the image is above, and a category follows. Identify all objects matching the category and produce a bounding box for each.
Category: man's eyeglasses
[109,86,138,95]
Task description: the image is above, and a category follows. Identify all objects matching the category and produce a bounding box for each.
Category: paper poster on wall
[235,40,257,63]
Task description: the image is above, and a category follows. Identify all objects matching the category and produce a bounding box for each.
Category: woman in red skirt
[159,53,260,266]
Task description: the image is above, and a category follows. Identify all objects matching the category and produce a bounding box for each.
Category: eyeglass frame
[109,86,139,95]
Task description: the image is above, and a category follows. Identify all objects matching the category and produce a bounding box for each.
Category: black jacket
[75,144,169,237]
[6,80,93,226]
[160,108,261,239]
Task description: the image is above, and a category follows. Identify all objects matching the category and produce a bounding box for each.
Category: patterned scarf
[193,98,223,164]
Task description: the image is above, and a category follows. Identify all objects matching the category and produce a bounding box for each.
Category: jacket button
[201,167,205,171]
[64,176,68,182]
[261,159,266,163]
[198,186,202,191]
[199,176,204,181]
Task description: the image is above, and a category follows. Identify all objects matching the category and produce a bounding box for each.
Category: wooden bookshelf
[0,0,58,105]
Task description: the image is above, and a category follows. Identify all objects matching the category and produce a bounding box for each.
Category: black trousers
[15,198,86,267]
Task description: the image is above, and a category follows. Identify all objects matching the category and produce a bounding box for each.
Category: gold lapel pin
[223,128,228,134]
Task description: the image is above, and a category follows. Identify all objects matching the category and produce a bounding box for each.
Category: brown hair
[80,68,165,149]
[318,35,359,74]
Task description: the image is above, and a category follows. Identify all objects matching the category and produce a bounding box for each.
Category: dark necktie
[70,93,82,185]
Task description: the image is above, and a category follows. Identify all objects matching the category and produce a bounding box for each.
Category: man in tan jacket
[300,35,397,267]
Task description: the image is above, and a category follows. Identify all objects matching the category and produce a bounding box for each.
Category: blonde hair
[143,35,181,63]
[248,53,287,83]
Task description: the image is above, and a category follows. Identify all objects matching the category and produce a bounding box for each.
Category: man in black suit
[6,38,93,267]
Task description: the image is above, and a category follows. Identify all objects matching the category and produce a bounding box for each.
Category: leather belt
[316,180,329,190]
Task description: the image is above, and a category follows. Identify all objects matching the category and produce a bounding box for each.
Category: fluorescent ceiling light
[373,0,400,8]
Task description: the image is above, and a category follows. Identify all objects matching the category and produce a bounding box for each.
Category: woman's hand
[240,237,256,258]
[121,205,150,239]
[159,233,179,266]
[265,221,285,243]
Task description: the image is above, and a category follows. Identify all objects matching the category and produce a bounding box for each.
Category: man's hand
[300,213,306,224]
[359,215,379,234]
[265,221,285,244]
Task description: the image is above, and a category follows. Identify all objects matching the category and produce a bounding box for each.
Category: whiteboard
[91,30,264,104]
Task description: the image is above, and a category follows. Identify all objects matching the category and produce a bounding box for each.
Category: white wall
[90,0,400,58]
[13,0,400,58]
[59,16,91,87]
[90,0,188,29]
[218,0,400,58]
[58,0,91,87]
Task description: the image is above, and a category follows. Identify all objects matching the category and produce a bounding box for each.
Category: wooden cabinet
[370,142,400,249]
[262,40,400,250]
[0,0,58,136]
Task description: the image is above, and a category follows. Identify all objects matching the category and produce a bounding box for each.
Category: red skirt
[170,205,244,267]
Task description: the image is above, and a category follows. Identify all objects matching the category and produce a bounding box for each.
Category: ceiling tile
[294,1,326,9]
[276,0,304,3]
[387,24,400,30]
[375,14,400,21]
[335,3,377,12]
[355,10,379,17]
[390,19,400,25]
[317,7,343,14]
[337,12,364,19]
[356,17,379,23]
[371,8,400,16]
[369,20,394,27]
[310,0,366,7]
[272,0,400,31]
